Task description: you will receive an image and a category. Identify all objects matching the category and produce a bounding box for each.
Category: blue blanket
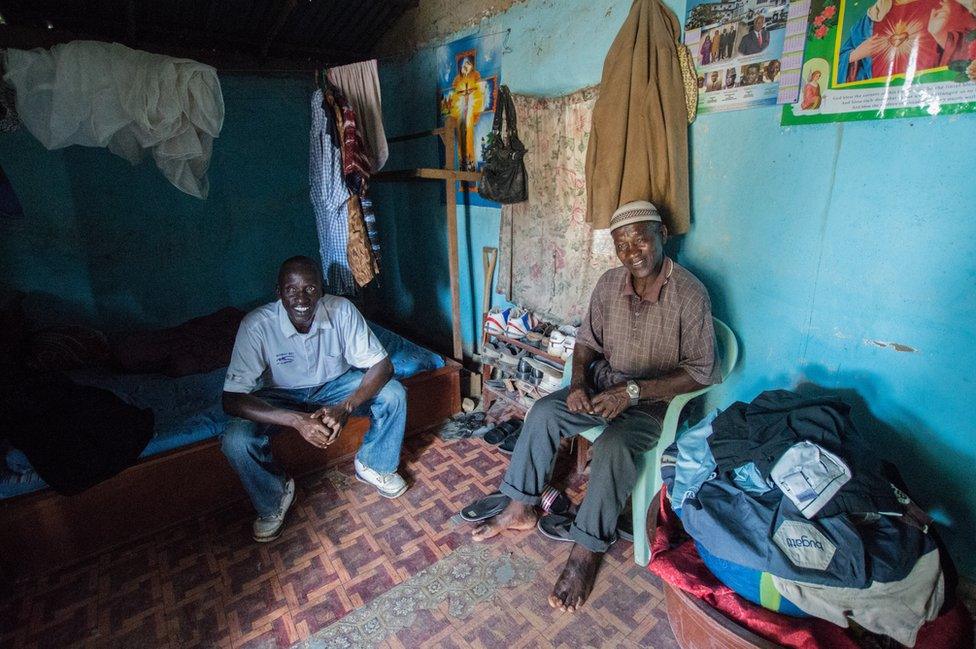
[1,323,443,499]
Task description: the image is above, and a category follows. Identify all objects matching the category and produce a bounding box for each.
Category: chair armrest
[657,385,712,454]
[632,383,717,567]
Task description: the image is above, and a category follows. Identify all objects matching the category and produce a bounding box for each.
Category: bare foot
[471,500,538,541]
[548,543,603,612]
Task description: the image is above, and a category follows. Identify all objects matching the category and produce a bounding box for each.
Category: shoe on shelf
[547,330,566,357]
[526,357,563,380]
[480,341,503,363]
[354,458,408,498]
[485,307,512,336]
[561,335,576,360]
[253,477,296,543]
[497,344,525,369]
[505,308,538,340]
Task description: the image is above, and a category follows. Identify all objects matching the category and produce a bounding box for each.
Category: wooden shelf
[482,384,529,414]
[489,333,567,366]
[373,168,481,183]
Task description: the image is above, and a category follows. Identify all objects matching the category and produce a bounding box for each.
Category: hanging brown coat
[585,0,691,235]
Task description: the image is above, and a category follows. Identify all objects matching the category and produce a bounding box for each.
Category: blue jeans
[221,370,406,517]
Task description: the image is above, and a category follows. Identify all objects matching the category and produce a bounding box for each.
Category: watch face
[627,382,640,399]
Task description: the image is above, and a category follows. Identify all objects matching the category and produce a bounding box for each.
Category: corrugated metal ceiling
[0,0,415,69]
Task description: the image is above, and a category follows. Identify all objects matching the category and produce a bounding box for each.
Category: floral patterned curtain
[497,86,618,324]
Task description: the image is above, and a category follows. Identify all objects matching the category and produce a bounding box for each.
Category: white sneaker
[485,307,511,336]
[505,308,538,339]
[253,477,295,543]
[354,458,408,498]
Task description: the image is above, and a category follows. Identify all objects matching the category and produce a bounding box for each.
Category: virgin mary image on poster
[838,0,976,83]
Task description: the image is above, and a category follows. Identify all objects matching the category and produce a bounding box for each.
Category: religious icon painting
[435,32,504,207]
[782,0,976,123]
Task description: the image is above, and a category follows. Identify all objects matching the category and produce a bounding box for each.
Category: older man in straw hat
[472,200,721,612]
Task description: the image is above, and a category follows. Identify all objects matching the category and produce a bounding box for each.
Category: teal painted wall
[0,75,319,330]
[375,0,976,576]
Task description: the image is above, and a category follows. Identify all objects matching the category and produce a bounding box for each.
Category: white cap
[608,200,662,232]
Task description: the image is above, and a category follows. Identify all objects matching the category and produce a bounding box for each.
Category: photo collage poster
[685,0,795,112]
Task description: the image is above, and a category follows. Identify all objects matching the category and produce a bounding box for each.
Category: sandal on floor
[538,510,627,545]
[458,491,511,522]
[541,486,573,516]
[497,426,522,454]
[484,418,521,445]
[537,512,576,543]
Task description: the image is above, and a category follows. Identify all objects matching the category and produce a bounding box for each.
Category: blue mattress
[1,323,444,499]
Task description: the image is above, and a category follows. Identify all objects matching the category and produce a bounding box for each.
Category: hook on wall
[501,28,513,54]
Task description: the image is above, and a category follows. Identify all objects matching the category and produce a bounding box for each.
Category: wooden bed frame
[0,361,461,580]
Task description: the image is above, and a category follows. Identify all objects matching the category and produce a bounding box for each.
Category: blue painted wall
[375,0,976,576]
[0,75,319,330]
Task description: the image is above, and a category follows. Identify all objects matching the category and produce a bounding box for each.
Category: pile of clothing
[661,390,951,647]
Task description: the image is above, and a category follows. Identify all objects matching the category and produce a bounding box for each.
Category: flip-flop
[497,426,522,454]
[537,510,626,545]
[541,486,573,516]
[537,512,575,543]
[484,418,521,445]
[459,491,511,522]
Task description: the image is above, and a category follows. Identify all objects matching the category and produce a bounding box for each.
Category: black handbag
[478,85,528,204]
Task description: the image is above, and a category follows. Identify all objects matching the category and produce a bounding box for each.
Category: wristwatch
[626,380,640,405]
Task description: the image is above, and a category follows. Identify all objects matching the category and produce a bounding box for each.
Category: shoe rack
[479,313,567,414]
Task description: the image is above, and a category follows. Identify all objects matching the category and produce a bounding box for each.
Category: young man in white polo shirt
[222,256,407,542]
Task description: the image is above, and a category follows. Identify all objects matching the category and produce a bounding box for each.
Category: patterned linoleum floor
[0,431,678,649]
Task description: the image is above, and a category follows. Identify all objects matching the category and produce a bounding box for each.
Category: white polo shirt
[223,296,388,394]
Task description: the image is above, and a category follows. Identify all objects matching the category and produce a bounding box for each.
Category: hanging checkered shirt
[309,89,355,295]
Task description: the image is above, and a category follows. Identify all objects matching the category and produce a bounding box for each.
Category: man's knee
[221,418,259,460]
[525,390,565,425]
[374,380,406,411]
[590,425,646,465]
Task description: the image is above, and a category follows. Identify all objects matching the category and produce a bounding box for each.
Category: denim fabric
[670,410,719,512]
[221,369,406,516]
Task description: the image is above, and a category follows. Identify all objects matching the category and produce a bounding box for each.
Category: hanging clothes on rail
[322,77,379,288]
[326,60,388,173]
[311,76,380,291]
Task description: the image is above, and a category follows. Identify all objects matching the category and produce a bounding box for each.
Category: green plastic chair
[563,317,739,566]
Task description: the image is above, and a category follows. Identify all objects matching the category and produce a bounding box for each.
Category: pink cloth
[496,87,619,323]
[327,60,387,173]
